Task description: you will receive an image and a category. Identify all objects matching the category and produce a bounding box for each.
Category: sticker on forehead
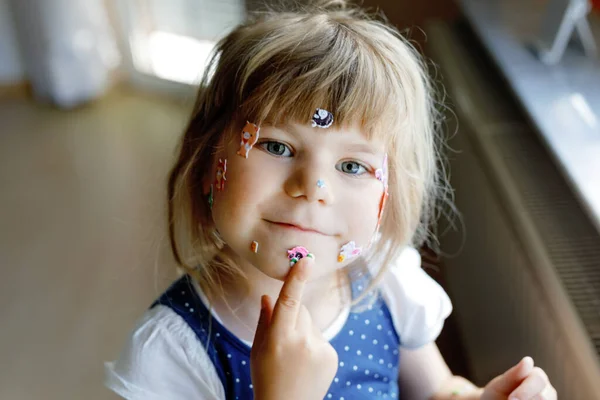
[237,121,260,158]
[215,158,227,191]
[338,241,362,263]
[311,108,334,129]
[251,241,259,253]
[287,246,315,267]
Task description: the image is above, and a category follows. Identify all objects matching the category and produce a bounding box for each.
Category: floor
[0,88,190,399]
[0,87,470,399]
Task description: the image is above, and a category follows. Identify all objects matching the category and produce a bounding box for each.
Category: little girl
[105,1,557,399]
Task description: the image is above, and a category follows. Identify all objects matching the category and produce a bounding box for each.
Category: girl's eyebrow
[345,142,378,155]
[277,123,381,156]
[267,124,297,138]
[279,123,301,137]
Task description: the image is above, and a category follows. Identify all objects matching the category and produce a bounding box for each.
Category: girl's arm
[399,342,557,400]
[398,342,483,400]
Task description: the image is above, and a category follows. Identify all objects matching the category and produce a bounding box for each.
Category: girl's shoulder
[104,305,226,400]
[377,247,453,349]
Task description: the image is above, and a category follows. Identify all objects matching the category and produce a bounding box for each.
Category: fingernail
[522,356,534,368]
[297,257,313,281]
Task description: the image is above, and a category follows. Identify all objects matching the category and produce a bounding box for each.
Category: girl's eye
[260,141,293,157]
[337,161,368,176]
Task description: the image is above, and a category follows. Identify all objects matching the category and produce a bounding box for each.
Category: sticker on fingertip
[287,246,315,267]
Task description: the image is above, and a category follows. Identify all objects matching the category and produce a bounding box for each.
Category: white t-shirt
[104,247,452,400]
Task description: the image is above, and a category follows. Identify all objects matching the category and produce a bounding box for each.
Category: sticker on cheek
[215,158,227,191]
[375,191,389,232]
[237,121,260,158]
[375,154,388,187]
[287,246,315,267]
[311,108,334,129]
[251,241,259,253]
[338,241,362,263]
[373,153,389,235]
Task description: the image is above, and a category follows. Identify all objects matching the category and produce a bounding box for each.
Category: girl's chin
[253,256,346,283]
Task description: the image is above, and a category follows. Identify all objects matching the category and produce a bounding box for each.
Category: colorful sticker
[374,154,389,233]
[215,158,227,191]
[251,241,259,253]
[237,121,260,158]
[337,241,362,263]
[287,246,314,267]
[374,191,389,235]
[375,154,388,187]
[316,179,326,188]
[311,108,334,129]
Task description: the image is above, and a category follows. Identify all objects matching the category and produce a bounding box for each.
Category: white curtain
[9,0,120,108]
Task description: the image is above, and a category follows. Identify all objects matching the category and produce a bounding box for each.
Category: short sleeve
[379,247,453,349]
[104,305,225,400]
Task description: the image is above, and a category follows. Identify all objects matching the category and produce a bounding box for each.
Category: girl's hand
[250,257,339,400]
[480,357,557,400]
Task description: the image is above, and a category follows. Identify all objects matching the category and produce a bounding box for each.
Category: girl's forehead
[263,122,387,153]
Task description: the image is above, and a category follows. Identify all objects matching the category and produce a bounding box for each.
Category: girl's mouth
[265,220,330,236]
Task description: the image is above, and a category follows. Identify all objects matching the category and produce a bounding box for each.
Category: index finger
[270,256,314,333]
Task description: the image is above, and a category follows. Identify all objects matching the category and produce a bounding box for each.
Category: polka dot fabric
[152,275,401,399]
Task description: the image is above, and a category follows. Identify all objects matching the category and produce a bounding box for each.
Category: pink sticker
[375,154,388,187]
[374,154,389,234]
[287,246,314,266]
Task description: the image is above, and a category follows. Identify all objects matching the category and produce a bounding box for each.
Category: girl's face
[210,122,386,282]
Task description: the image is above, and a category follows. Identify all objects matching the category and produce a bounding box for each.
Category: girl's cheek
[343,184,382,239]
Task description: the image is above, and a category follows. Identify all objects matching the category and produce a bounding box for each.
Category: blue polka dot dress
[152,274,401,399]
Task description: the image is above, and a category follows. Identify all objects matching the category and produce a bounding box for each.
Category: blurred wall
[361,0,459,44]
[361,0,458,27]
[246,0,459,46]
[0,0,25,84]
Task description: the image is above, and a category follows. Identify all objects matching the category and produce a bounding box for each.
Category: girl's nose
[284,167,334,205]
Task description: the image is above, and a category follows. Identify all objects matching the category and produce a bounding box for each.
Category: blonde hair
[167,0,446,305]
